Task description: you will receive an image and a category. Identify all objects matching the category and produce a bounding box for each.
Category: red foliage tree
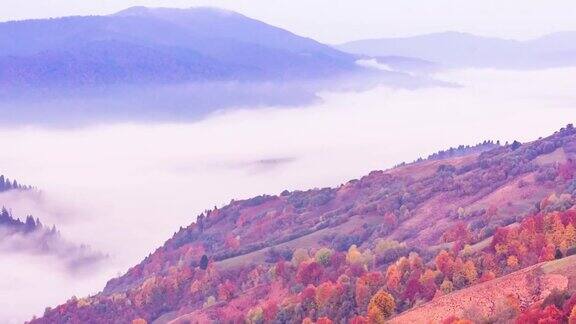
[435,250,454,277]
[517,305,563,323]
[402,274,424,302]
[539,243,556,262]
[262,300,278,321]
[296,261,323,286]
[317,317,333,324]
[349,316,368,324]
[217,280,236,301]
[300,285,317,308]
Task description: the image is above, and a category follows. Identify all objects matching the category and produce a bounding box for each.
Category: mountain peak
[113,6,149,16]
[113,6,239,18]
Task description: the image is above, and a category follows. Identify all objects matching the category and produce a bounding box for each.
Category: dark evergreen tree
[0,207,10,223]
[555,248,563,260]
[199,254,209,270]
[0,175,33,192]
[25,215,36,232]
[4,178,11,190]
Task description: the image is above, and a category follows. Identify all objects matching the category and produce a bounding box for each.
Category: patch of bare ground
[534,147,568,165]
[389,255,576,324]
[386,154,481,180]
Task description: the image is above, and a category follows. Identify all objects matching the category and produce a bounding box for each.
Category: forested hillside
[0,206,106,270]
[0,174,105,272]
[0,174,33,192]
[32,124,576,323]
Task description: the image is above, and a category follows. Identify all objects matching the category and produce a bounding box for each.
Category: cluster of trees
[40,240,406,323]
[394,140,500,168]
[426,140,500,162]
[0,206,43,233]
[515,290,576,323]
[0,206,105,272]
[0,175,32,192]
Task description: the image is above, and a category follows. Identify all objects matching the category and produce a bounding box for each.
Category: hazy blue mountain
[0,6,443,125]
[0,6,360,90]
[337,31,576,69]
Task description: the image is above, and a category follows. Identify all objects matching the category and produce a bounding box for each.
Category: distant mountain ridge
[0,6,361,89]
[337,31,576,69]
[0,6,450,125]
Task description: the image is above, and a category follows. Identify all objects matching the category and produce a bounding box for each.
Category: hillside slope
[32,124,576,323]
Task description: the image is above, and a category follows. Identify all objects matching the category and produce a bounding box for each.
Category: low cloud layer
[0,68,575,322]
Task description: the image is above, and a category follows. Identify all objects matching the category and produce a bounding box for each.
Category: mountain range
[30,125,576,323]
[0,6,361,91]
[337,31,576,69]
[1,6,440,125]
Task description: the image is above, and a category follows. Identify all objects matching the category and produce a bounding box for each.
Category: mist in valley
[0,67,575,322]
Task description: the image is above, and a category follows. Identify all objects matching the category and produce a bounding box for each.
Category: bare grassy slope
[390,255,576,323]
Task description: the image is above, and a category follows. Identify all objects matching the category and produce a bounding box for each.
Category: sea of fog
[1,67,576,322]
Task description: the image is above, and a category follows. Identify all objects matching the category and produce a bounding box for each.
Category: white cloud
[356,59,395,72]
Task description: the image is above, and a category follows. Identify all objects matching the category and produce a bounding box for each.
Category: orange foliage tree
[368,289,395,320]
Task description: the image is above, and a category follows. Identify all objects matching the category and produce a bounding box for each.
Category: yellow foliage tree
[76,298,92,308]
[246,306,264,324]
[546,213,566,246]
[506,255,519,268]
[292,248,310,267]
[368,289,395,320]
[569,305,576,324]
[367,306,385,324]
[461,244,473,257]
[375,239,405,256]
[408,252,423,270]
[565,223,576,249]
[315,247,333,266]
[203,296,216,308]
[362,249,375,268]
[440,279,454,294]
[453,259,477,286]
[494,243,508,256]
[315,282,335,307]
[385,264,401,291]
[420,269,438,286]
[347,245,363,264]
[395,256,409,274]
[463,260,478,283]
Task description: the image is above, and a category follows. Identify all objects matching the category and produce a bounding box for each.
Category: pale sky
[1,0,576,44]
